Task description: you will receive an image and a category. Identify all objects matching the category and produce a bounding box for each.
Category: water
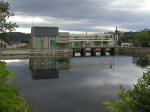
[4,56,146,112]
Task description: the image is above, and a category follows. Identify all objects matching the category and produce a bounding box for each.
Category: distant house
[121,43,133,48]
[10,41,21,48]
[0,39,7,48]
[9,42,28,48]
[29,27,71,49]
[141,29,150,32]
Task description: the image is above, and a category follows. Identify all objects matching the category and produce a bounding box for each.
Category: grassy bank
[0,61,33,112]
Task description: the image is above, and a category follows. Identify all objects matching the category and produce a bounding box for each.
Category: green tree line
[118,31,150,47]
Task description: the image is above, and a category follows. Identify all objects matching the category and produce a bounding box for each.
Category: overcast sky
[5,0,150,33]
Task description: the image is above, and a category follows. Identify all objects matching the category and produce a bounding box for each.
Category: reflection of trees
[133,57,150,68]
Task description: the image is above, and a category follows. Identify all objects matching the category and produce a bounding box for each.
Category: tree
[134,32,150,47]
[0,0,17,33]
[0,61,33,112]
[118,32,138,45]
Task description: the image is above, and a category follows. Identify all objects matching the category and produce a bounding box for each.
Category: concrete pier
[72,47,115,57]
[91,48,96,56]
[80,48,86,57]
[109,48,115,55]
[100,48,106,56]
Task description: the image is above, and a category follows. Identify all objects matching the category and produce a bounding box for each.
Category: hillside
[7,32,30,42]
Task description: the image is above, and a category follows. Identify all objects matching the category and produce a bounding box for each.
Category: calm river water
[3,55,147,112]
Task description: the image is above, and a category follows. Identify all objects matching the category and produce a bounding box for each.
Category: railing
[0,48,28,50]
[70,45,117,48]
[30,48,71,51]
[29,48,73,56]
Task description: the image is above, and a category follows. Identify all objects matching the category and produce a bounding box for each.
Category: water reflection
[29,56,115,80]
[5,56,143,112]
[133,56,150,68]
[70,57,114,70]
[29,57,70,80]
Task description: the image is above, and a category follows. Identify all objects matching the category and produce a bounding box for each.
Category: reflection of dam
[29,57,70,80]
[69,57,114,70]
[29,56,114,80]
[32,70,59,80]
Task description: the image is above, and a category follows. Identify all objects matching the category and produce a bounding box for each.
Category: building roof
[31,26,59,37]
[59,32,70,37]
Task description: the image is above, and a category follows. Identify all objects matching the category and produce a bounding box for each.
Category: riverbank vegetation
[103,69,150,112]
[0,61,33,112]
[119,31,150,47]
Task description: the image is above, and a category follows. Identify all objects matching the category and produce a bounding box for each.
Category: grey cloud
[5,0,150,32]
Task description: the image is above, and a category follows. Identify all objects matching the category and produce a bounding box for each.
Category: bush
[103,70,150,112]
[146,54,150,59]
[0,61,33,112]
